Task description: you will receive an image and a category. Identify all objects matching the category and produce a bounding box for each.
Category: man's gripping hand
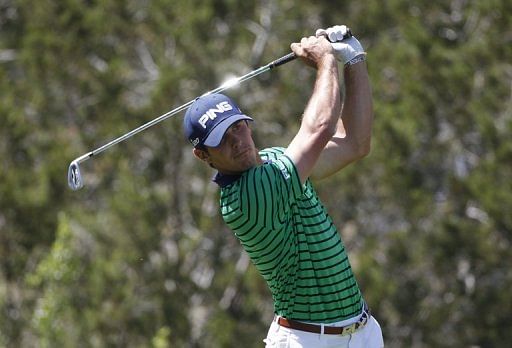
[315,25,366,66]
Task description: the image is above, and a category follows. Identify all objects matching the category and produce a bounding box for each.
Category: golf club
[68,30,352,190]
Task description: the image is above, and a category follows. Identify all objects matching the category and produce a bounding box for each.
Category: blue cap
[184,93,253,148]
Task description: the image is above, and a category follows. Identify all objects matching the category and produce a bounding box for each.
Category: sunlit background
[1,1,511,347]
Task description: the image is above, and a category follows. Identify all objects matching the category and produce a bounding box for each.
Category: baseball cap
[184,93,253,148]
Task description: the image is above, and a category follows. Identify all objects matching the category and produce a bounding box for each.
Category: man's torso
[219,147,362,323]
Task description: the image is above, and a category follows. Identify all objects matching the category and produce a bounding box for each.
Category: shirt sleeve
[270,153,305,202]
[228,152,304,242]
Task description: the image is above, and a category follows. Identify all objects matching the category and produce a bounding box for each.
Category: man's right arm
[284,36,342,184]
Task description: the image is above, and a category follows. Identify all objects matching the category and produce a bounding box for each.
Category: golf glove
[315,25,366,66]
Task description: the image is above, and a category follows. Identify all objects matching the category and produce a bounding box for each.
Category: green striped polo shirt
[219,147,363,323]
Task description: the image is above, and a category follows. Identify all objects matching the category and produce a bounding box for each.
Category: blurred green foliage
[1,0,511,347]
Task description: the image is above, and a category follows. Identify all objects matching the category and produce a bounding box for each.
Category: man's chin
[239,158,258,172]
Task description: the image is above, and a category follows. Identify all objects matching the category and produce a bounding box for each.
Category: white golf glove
[315,25,366,66]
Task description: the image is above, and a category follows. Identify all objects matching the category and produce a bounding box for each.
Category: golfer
[184,25,383,347]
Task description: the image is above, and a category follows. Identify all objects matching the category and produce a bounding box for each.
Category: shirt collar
[212,160,272,188]
[213,172,241,188]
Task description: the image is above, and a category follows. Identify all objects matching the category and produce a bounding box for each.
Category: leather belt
[275,303,370,336]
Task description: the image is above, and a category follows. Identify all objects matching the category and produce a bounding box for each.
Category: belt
[275,302,370,336]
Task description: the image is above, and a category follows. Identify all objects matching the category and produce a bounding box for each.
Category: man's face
[194,120,261,174]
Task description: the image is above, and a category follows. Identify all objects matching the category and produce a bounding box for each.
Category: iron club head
[68,160,83,190]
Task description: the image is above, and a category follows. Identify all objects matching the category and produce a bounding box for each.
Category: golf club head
[68,160,83,190]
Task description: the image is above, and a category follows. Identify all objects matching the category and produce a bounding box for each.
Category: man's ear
[193,148,209,162]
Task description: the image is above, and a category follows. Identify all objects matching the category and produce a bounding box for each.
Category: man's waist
[274,301,370,335]
[272,290,363,323]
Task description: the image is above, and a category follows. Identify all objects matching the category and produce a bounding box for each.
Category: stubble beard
[238,147,262,172]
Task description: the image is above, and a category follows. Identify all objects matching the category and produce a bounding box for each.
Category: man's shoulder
[221,148,285,194]
[221,146,299,195]
[259,146,286,161]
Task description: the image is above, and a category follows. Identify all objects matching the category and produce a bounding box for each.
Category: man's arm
[284,36,341,184]
[310,60,373,180]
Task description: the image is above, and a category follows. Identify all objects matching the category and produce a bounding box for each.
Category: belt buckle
[340,307,370,336]
[340,324,357,336]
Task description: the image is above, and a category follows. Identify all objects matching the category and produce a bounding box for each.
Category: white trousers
[263,315,384,348]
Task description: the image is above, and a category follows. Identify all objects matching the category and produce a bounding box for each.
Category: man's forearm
[285,39,342,184]
[340,61,373,156]
[302,56,341,136]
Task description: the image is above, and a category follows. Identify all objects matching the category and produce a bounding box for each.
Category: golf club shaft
[68,29,354,190]
[68,52,298,190]
[72,53,297,166]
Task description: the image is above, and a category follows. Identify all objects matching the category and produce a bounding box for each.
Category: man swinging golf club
[184,25,383,347]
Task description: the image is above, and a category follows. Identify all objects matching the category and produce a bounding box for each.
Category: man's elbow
[354,138,371,160]
[311,121,338,144]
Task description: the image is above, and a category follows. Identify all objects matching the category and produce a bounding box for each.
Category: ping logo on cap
[198,101,233,128]
[184,93,252,148]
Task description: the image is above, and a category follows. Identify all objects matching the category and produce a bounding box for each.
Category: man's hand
[290,36,337,69]
[315,25,365,66]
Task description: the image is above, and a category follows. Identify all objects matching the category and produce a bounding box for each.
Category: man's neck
[213,153,268,188]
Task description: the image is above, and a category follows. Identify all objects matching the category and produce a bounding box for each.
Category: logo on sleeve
[276,161,290,180]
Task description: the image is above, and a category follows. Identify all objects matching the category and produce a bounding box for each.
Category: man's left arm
[310,30,373,181]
